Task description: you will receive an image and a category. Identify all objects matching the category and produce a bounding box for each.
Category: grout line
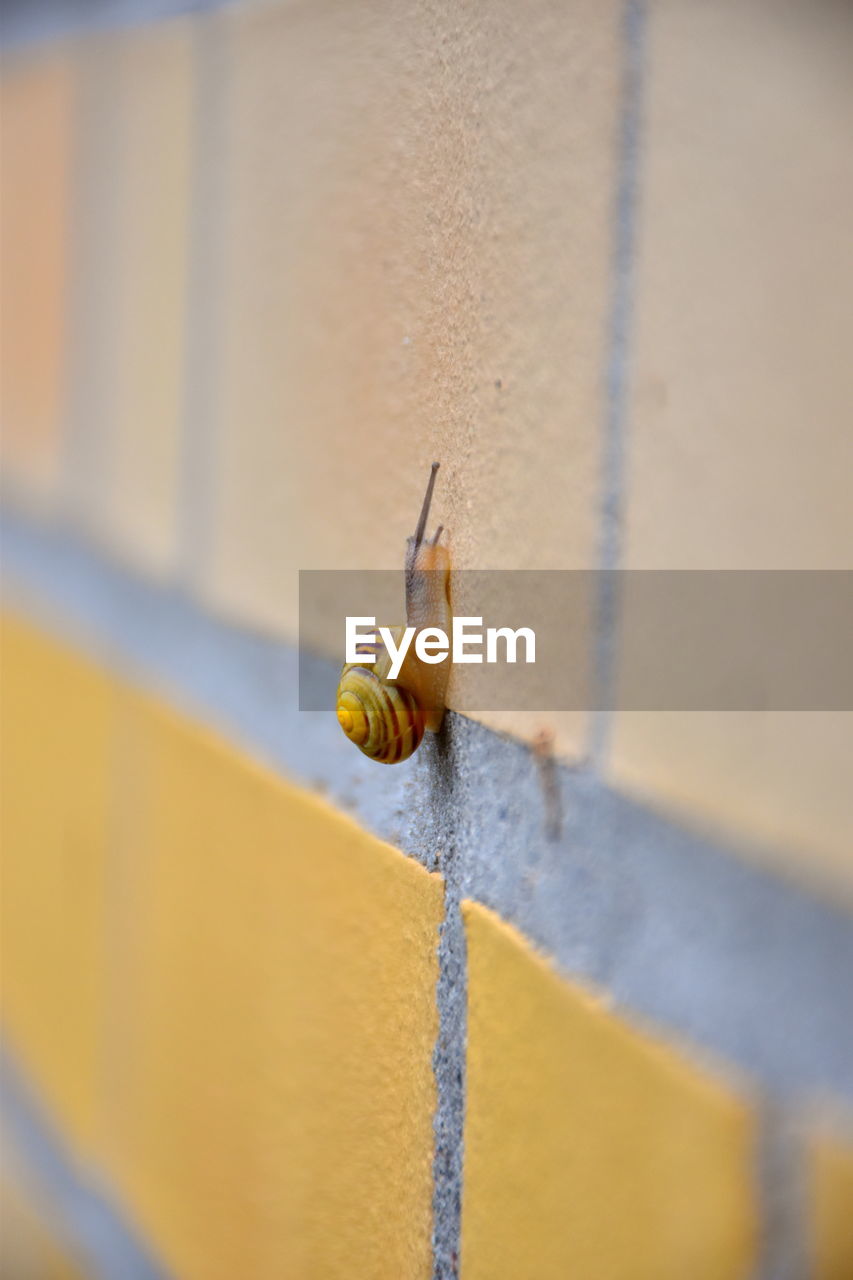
[429,880,467,1280]
[755,1100,812,1280]
[588,0,648,767]
[409,730,469,1280]
[0,0,230,51]
[0,1044,172,1280]
[4,508,853,1116]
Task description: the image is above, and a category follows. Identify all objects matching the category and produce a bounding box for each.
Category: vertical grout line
[430,876,467,1280]
[755,1099,812,1280]
[410,730,467,1280]
[588,0,648,769]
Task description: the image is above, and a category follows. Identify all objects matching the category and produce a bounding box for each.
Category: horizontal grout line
[3,508,853,1113]
[0,0,229,52]
[0,1041,171,1280]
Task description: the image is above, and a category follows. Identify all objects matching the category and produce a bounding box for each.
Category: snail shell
[337,633,426,764]
[336,463,451,764]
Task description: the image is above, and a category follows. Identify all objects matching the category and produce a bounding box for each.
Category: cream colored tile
[609,0,853,894]
[64,21,193,575]
[104,21,193,573]
[196,0,624,756]
[0,51,75,507]
[624,0,853,572]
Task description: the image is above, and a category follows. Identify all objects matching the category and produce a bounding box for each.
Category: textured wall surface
[2,1,853,1278]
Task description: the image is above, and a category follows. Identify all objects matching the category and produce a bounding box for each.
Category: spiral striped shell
[337,464,448,763]
[336,663,425,764]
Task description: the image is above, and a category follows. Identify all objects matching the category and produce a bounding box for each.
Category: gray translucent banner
[298,570,853,712]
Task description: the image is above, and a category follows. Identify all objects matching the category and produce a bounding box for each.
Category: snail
[336,462,451,763]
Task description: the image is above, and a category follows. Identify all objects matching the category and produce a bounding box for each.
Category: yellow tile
[0,52,75,505]
[102,695,443,1280]
[1,614,443,1272]
[0,613,115,1156]
[64,22,193,573]
[460,901,756,1280]
[609,0,853,894]
[196,0,623,757]
[810,1132,853,1280]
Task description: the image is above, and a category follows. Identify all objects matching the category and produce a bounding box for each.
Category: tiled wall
[2,2,852,1277]
[2,614,443,1277]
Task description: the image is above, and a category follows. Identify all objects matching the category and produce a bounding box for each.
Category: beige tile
[62,35,123,531]
[0,51,75,507]
[65,21,193,575]
[623,0,853,573]
[609,0,853,894]
[195,0,624,756]
[105,21,193,573]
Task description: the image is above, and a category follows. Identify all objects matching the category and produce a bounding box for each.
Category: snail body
[336,463,451,763]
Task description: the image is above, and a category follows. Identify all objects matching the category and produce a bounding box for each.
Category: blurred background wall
[1,1,852,1277]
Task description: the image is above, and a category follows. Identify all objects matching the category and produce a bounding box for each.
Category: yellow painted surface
[810,1133,853,1280]
[608,0,853,896]
[101,694,443,1280]
[0,611,444,1276]
[193,0,623,757]
[0,613,114,1155]
[460,901,756,1280]
[0,51,75,503]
